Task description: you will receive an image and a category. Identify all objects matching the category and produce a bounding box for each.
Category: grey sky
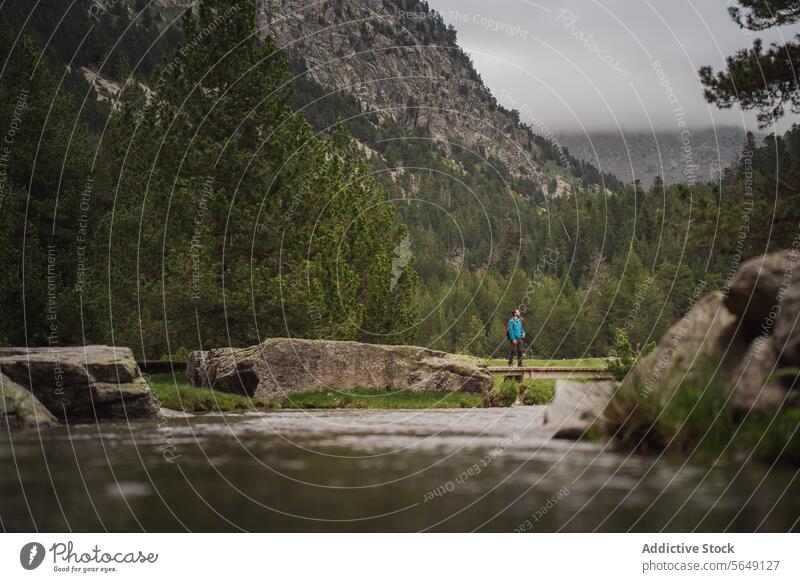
[427,0,800,133]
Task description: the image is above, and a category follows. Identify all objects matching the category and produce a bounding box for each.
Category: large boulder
[617,291,789,414]
[0,372,59,430]
[728,249,800,368]
[772,293,800,367]
[186,338,493,399]
[723,249,800,410]
[731,333,787,412]
[543,380,615,440]
[724,250,800,340]
[0,346,159,422]
[618,249,800,417]
[620,292,742,406]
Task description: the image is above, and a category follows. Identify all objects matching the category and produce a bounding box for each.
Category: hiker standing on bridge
[507,309,526,367]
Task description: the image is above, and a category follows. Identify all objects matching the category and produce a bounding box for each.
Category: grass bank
[148,373,279,413]
[487,377,556,407]
[148,374,556,413]
[282,388,484,409]
[148,374,485,412]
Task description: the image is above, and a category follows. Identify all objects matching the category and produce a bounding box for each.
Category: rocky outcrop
[543,380,615,440]
[187,338,493,399]
[0,346,159,422]
[0,372,59,430]
[618,249,800,415]
[257,0,548,189]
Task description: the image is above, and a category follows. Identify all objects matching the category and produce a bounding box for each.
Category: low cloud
[429,0,800,133]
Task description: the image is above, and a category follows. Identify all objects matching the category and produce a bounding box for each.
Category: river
[1,407,798,532]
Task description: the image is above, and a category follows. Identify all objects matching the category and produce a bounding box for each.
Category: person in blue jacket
[507,309,526,366]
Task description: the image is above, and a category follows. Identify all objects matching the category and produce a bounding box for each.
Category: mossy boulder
[619,293,742,403]
[187,338,493,399]
[0,346,158,422]
[617,249,800,420]
[0,372,59,430]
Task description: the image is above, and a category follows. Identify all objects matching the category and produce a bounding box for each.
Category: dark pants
[508,340,523,366]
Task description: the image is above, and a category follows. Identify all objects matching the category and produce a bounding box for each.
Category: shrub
[607,328,654,381]
[158,346,190,362]
[487,379,520,407]
[521,379,555,405]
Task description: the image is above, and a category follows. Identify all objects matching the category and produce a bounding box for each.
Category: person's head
[513,309,521,318]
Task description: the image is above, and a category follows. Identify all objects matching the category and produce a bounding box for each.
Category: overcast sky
[427,0,800,133]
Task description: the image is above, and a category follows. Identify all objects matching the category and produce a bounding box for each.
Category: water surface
[1,407,798,532]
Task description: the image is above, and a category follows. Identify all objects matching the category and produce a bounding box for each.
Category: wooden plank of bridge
[487,366,614,381]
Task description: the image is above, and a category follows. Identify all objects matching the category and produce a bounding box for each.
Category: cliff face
[258,0,547,188]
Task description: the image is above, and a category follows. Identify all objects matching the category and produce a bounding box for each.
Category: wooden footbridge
[487,365,614,381]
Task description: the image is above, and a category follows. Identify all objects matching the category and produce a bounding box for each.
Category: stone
[0,346,159,422]
[562,250,800,447]
[543,380,615,439]
[0,372,60,430]
[724,250,800,340]
[731,334,787,413]
[620,292,742,406]
[552,420,594,440]
[770,287,800,368]
[723,248,800,411]
[620,286,795,416]
[186,350,210,388]
[186,338,493,399]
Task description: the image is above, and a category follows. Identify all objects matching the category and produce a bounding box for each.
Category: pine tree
[700,1,800,126]
[86,0,419,357]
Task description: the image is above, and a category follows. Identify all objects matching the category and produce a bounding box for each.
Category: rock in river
[1,371,59,430]
[543,380,615,440]
[0,346,159,422]
[187,338,493,399]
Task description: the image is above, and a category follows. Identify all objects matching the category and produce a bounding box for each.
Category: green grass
[486,357,607,368]
[147,373,279,413]
[486,377,556,407]
[148,373,486,411]
[520,378,556,405]
[282,387,484,409]
[487,378,520,407]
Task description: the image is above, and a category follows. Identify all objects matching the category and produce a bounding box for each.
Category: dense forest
[1,0,797,362]
[0,0,417,360]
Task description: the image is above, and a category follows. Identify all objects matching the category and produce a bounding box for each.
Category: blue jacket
[507,317,525,341]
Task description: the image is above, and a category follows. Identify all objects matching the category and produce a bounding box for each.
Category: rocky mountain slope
[55,0,619,197]
[259,0,548,185]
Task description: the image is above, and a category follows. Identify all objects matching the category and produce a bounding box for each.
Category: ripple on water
[1,408,797,532]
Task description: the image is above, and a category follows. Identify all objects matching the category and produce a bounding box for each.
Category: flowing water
[1,407,798,532]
